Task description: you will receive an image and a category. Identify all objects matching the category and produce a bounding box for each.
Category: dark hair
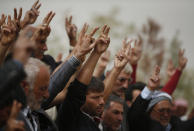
[87,77,104,94]
[125,82,146,102]
[104,95,124,110]
[0,85,26,109]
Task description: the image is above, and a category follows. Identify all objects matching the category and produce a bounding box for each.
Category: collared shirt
[22,107,38,131]
[81,111,101,128]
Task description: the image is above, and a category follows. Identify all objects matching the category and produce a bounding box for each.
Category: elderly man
[128,66,194,131]
[18,58,57,131]
[0,25,40,131]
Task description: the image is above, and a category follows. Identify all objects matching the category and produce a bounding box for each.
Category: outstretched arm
[77,24,110,84]
[162,49,187,95]
[103,38,132,102]
[65,16,77,47]
[128,36,142,84]
[20,0,41,28]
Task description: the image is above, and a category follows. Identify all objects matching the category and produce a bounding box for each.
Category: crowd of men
[0,0,194,131]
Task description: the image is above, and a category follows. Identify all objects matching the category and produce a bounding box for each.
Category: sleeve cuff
[141,86,154,100]
[68,55,81,68]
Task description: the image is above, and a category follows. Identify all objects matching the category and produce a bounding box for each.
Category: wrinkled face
[102,101,123,131]
[34,39,48,59]
[82,91,105,117]
[0,106,11,127]
[150,100,172,126]
[31,66,50,110]
[113,71,131,97]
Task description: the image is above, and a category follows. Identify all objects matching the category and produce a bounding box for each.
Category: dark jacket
[17,108,58,131]
[41,56,80,109]
[128,95,194,131]
[41,55,61,73]
[56,79,100,131]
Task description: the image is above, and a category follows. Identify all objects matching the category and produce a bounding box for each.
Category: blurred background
[0,0,194,110]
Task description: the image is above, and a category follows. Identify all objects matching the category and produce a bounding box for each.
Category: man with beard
[19,58,58,131]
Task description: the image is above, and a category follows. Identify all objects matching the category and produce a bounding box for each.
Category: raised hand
[13,8,22,31]
[0,14,7,32]
[166,59,176,78]
[0,15,17,46]
[128,37,142,65]
[13,26,36,64]
[42,11,55,26]
[147,65,160,91]
[94,25,110,54]
[178,49,187,71]
[21,0,41,28]
[5,100,25,131]
[32,11,55,42]
[114,41,131,69]
[40,11,55,39]
[73,23,99,61]
[65,16,77,47]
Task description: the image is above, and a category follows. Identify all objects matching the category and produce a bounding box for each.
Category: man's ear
[20,81,29,95]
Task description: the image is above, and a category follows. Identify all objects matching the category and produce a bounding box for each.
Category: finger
[14,8,17,20]
[126,43,132,56]
[72,24,77,31]
[182,49,185,55]
[69,16,72,24]
[89,27,99,37]
[2,27,11,33]
[89,41,96,49]
[78,24,85,40]
[32,0,39,9]
[179,49,184,57]
[127,39,134,47]
[8,15,11,26]
[43,11,52,24]
[1,14,7,24]
[101,24,107,33]
[154,65,160,75]
[82,23,89,35]
[65,17,68,27]
[32,8,39,16]
[104,26,110,36]
[10,100,22,119]
[18,8,22,20]
[36,3,41,10]
[122,37,128,48]
[79,23,88,39]
[46,12,55,25]
[137,34,142,45]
